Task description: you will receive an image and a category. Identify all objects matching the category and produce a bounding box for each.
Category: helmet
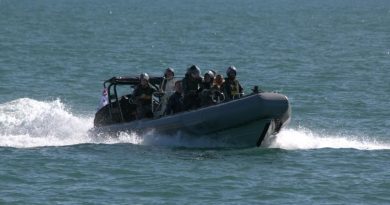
[140,73,150,81]
[226,65,237,76]
[204,70,215,79]
[187,65,201,76]
[164,67,175,77]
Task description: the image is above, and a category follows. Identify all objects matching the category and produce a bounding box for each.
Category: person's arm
[196,78,203,93]
[239,82,244,98]
[239,81,244,93]
[182,78,188,95]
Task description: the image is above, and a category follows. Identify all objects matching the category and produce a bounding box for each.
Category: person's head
[140,73,150,87]
[164,67,174,79]
[204,71,215,83]
[226,65,237,80]
[187,65,201,79]
[215,74,224,86]
[174,80,183,93]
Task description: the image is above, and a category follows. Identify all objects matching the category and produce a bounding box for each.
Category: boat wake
[0,98,94,148]
[1,98,389,150]
[266,128,390,150]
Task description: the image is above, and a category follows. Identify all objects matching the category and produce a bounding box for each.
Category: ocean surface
[1,0,389,204]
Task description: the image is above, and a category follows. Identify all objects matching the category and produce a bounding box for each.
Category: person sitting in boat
[160,67,176,93]
[211,74,225,103]
[165,81,184,115]
[132,73,156,119]
[199,71,216,107]
[182,65,202,110]
[213,74,224,91]
[222,65,243,100]
[158,67,176,116]
[200,71,215,91]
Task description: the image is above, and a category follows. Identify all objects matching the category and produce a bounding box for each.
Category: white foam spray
[265,127,390,150]
[0,98,93,148]
[1,98,389,150]
[0,98,150,148]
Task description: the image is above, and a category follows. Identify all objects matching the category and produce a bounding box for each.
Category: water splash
[0,98,94,148]
[0,98,152,148]
[0,98,243,148]
[266,128,390,150]
[1,98,389,150]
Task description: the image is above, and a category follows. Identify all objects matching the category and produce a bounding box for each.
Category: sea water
[1,0,389,204]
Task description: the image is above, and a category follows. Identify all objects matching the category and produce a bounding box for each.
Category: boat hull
[91,93,291,147]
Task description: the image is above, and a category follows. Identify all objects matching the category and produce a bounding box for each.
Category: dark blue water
[1,0,389,204]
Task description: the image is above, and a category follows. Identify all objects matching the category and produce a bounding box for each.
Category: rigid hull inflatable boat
[91,76,291,147]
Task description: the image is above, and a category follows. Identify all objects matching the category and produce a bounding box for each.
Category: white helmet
[140,73,150,81]
[164,67,175,77]
[204,70,215,79]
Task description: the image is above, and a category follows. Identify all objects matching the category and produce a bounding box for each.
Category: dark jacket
[182,75,202,95]
[165,92,184,115]
[200,81,212,91]
[133,84,156,105]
